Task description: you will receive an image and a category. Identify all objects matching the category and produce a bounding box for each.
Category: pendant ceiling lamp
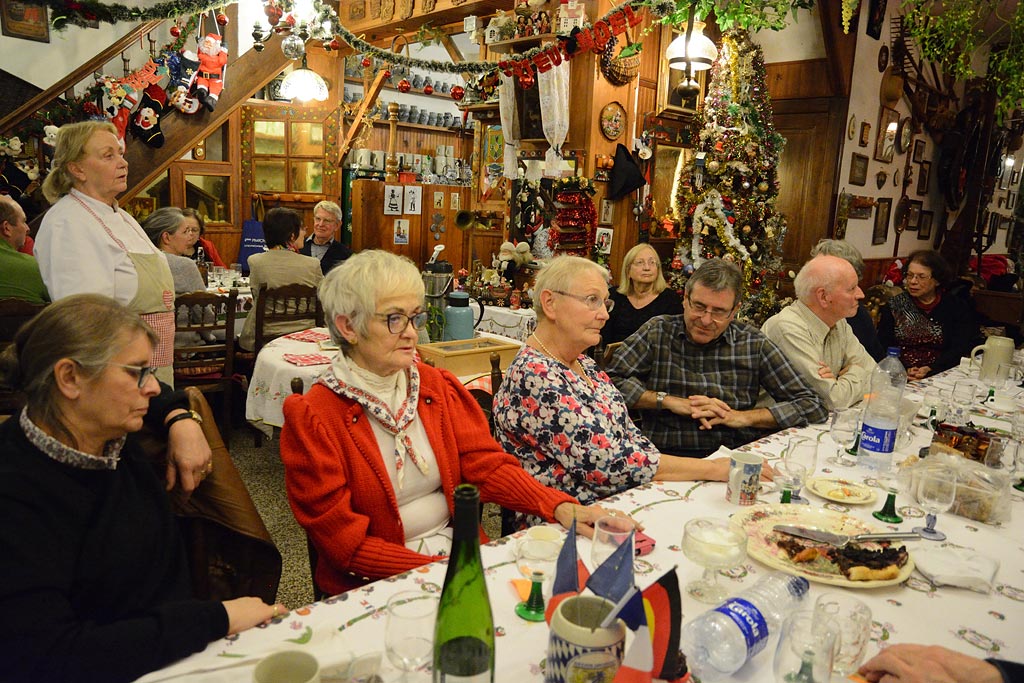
[280,55,329,101]
[665,17,718,72]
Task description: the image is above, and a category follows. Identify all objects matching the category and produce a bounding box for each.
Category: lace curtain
[538,61,570,177]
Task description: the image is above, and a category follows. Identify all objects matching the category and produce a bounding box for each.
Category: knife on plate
[773,525,920,548]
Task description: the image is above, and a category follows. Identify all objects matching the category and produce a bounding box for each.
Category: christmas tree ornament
[216,13,228,25]
[757,181,769,192]
[451,85,465,101]
[397,78,412,93]
[707,160,720,173]
[518,72,535,89]
[361,57,372,68]
[383,69,392,79]
[742,179,751,190]
[169,25,181,37]
[329,38,341,50]
[282,33,305,59]
[423,84,434,95]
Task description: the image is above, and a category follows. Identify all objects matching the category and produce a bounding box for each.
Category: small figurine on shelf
[496,241,519,281]
[534,10,550,35]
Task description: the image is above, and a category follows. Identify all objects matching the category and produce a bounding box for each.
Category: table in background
[204,285,252,340]
[470,301,536,343]
[245,329,524,437]
[140,405,1024,682]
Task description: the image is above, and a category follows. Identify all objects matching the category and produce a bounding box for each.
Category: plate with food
[733,505,914,588]
[805,476,876,504]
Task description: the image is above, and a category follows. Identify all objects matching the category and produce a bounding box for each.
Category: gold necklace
[531,333,593,388]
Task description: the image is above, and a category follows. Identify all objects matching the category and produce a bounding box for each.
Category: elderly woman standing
[143,207,206,295]
[603,243,682,345]
[878,250,978,379]
[0,295,281,683]
[36,121,176,385]
[281,250,618,596]
[494,256,744,523]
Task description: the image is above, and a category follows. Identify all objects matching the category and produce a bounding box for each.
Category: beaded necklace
[531,332,593,388]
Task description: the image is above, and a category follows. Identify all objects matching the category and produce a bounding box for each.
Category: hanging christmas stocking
[131,84,168,148]
[170,49,202,114]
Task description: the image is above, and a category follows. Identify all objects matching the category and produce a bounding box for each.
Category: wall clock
[600,102,626,141]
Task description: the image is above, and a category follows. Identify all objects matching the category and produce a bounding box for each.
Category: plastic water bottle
[857,347,907,471]
[679,572,810,681]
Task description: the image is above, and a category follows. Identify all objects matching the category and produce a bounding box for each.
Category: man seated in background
[0,194,49,304]
[299,200,352,274]
[606,258,827,458]
[809,238,885,360]
[762,254,876,410]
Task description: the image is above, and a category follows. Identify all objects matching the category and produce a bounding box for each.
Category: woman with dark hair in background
[878,249,978,379]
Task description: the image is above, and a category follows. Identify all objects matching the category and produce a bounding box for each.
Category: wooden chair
[172,289,238,447]
[0,298,47,416]
[136,386,282,604]
[253,283,325,356]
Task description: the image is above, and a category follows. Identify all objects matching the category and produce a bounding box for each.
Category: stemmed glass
[773,610,839,683]
[913,469,957,541]
[827,408,860,467]
[785,438,818,504]
[681,518,747,603]
[814,593,872,681]
[513,537,560,620]
[384,591,438,673]
[921,389,949,430]
[775,461,808,504]
[950,381,979,426]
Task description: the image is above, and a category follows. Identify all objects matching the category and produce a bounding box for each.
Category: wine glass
[913,469,957,541]
[921,389,949,430]
[950,380,980,426]
[827,408,860,467]
[785,437,818,504]
[814,593,872,680]
[590,515,634,569]
[773,610,839,683]
[774,460,808,504]
[384,591,438,672]
[681,518,747,603]
[513,537,560,621]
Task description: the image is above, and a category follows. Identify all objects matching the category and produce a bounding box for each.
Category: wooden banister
[0,19,164,135]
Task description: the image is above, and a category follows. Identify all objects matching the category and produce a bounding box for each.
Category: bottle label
[439,674,490,683]
[859,422,896,454]
[713,597,769,659]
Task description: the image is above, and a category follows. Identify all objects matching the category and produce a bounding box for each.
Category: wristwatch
[656,391,667,410]
[166,409,203,430]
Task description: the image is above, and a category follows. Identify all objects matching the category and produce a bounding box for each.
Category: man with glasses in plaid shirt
[606,258,827,458]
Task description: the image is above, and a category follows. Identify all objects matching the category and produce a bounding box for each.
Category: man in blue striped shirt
[606,258,828,458]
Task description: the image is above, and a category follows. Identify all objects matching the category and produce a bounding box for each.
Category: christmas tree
[667,28,788,324]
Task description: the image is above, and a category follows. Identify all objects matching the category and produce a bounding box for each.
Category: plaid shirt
[606,315,828,457]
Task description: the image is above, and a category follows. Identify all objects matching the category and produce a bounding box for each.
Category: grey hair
[809,239,865,278]
[684,259,743,303]
[794,255,847,302]
[314,200,343,222]
[41,121,118,204]
[142,207,187,248]
[319,249,423,347]
[617,243,667,296]
[533,255,610,321]
[0,294,158,449]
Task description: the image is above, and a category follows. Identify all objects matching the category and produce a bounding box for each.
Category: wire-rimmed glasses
[550,290,615,312]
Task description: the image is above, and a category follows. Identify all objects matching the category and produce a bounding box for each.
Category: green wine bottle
[433,484,495,683]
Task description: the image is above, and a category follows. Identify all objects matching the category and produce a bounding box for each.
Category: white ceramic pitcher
[970,335,1015,383]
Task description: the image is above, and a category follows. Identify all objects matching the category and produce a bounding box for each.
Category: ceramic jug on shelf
[970,335,1015,384]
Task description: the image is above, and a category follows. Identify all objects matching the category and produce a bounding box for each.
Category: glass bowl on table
[681,517,747,603]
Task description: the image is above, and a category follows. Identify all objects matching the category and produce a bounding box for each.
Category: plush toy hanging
[131,83,168,148]
[194,32,228,111]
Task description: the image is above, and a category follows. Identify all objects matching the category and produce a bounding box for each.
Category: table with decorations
[149,366,1024,682]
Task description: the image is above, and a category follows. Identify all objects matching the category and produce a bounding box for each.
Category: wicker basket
[602,27,641,86]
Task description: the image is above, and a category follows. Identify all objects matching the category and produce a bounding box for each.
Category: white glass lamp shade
[666,21,718,71]
[280,63,329,101]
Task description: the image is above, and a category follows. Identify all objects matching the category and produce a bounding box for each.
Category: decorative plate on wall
[878,44,889,72]
[600,101,626,141]
[896,117,913,154]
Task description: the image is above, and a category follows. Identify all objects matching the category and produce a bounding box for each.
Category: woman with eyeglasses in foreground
[280,250,625,595]
[0,295,281,683]
[878,249,978,379]
[603,243,682,345]
[494,257,750,527]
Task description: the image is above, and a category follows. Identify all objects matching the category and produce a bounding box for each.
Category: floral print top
[494,346,660,514]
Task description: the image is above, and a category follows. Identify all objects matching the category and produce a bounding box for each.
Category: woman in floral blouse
[494,257,755,523]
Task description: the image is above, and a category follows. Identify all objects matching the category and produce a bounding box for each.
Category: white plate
[805,477,877,504]
[733,505,914,588]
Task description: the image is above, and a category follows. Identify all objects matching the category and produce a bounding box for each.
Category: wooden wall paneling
[765,59,835,100]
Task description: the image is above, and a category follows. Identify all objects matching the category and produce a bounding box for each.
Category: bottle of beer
[433,484,494,683]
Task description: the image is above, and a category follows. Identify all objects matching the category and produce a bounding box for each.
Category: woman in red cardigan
[281,250,623,595]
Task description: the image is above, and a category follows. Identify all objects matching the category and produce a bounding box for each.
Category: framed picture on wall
[0,0,49,42]
[913,139,926,163]
[859,122,871,147]
[907,199,922,229]
[866,0,888,39]
[919,210,933,240]
[873,197,892,245]
[917,161,931,195]
[849,153,869,186]
[1013,170,1021,186]
[874,107,899,163]
[1009,191,1017,210]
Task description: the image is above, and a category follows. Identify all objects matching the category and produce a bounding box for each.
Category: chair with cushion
[172,289,238,446]
[0,298,47,417]
[253,283,325,356]
[137,386,282,603]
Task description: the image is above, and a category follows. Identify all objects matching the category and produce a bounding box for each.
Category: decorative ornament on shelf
[281,33,306,60]
[169,24,180,38]
[361,57,372,68]
[397,78,412,93]
[451,85,465,101]
[518,72,535,89]
[215,12,227,26]
[423,84,434,95]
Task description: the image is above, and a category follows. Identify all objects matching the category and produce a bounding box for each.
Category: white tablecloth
[144,369,1024,682]
[471,301,536,342]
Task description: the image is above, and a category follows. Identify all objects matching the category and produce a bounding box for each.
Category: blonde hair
[319,250,423,346]
[617,244,666,296]
[41,121,118,204]
[0,294,157,448]
[533,256,610,321]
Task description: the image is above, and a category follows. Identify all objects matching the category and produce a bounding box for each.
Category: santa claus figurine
[194,33,228,112]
